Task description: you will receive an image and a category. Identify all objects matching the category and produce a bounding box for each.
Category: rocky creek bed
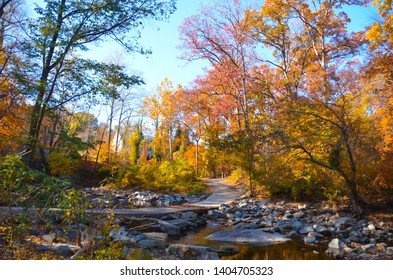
[6,196,392,260]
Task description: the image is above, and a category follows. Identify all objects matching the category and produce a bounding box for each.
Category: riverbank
[1,177,392,260]
[2,197,392,260]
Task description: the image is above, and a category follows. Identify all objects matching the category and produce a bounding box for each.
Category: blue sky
[27,0,379,94]
[117,0,379,92]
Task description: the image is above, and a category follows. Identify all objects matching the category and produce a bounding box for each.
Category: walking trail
[0,178,240,218]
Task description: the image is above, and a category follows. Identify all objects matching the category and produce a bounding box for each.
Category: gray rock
[328,238,347,250]
[367,223,376,231]
[181,212,198,220]
[42,233,56,243]
[109,227,130,242]
[293,211,305,218]
[205,229,290,245]
[158,220,181,236]
[143,232,168,241]
[208,210,227,219]
[138,239,164,249]
[361,244,378,254]
[35,243,80,257]
[304,236,316,244]
[349,230,362,237]
[130,234,146,243]
[299,228,308,235]
[168,244,221,260]
[314,224,331,235]
[166,218,189,229]
[386,247,393,255]
[287,230,300,238]
[331,217,355,228]
[161,214,180,221]
[362,228,373,235]
[305,225,315,233]
[284,212,293,219]
[292,221,303,230]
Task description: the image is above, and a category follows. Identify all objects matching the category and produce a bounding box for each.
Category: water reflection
[172,224,334,260]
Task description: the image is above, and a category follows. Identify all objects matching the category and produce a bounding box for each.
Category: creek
[170,224,334,260]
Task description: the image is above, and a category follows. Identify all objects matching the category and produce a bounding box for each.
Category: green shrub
[112,159,205,195]
[47,152,80,176]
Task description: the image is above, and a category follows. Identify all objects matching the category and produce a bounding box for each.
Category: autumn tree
[0,0,26,154]
[22,0,176,169]
[143,78,182,161]
[246,0,371,214]
[179,0,270,195]
[364,0,393,191]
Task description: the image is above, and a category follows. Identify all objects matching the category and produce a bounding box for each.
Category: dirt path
[190,178,240,208]
[0,179,240,218]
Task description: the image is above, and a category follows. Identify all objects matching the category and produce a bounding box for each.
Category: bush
[115,159,205,195]
[47,152,81,176]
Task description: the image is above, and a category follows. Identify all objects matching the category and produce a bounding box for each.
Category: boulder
[158,220,181,236]
[165,218,189,229]
[181,212,199,220]
[205,229,290,245]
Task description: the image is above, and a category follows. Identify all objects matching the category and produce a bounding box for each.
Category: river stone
[208,210,227,219]
[328,238,343,249]
[293,211,305,218]
[42,233,57,243]
[331,217,355,228]
[35,243,80,257]
[181,211,198,220]
[304,236,316,244]
[299,228,308,235]
[367,223,376,231]
[168,244,220,260]
[362,244,378,254]
[161,214,180,221]
[376,243,387,252]
[287,230,300,238]
[143,232,168,241]
[109,227,130,242]
[138,239,164,249]
[205,229,290,245]
[130,234,146,243]
[166,218,189,229]
[292,220,303,230]
[158,220,181,236]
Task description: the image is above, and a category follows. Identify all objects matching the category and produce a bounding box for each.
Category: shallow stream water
[170,224,334,260]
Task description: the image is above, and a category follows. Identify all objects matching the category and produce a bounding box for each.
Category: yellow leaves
[366,22,384,49]
[366,0,393,50]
